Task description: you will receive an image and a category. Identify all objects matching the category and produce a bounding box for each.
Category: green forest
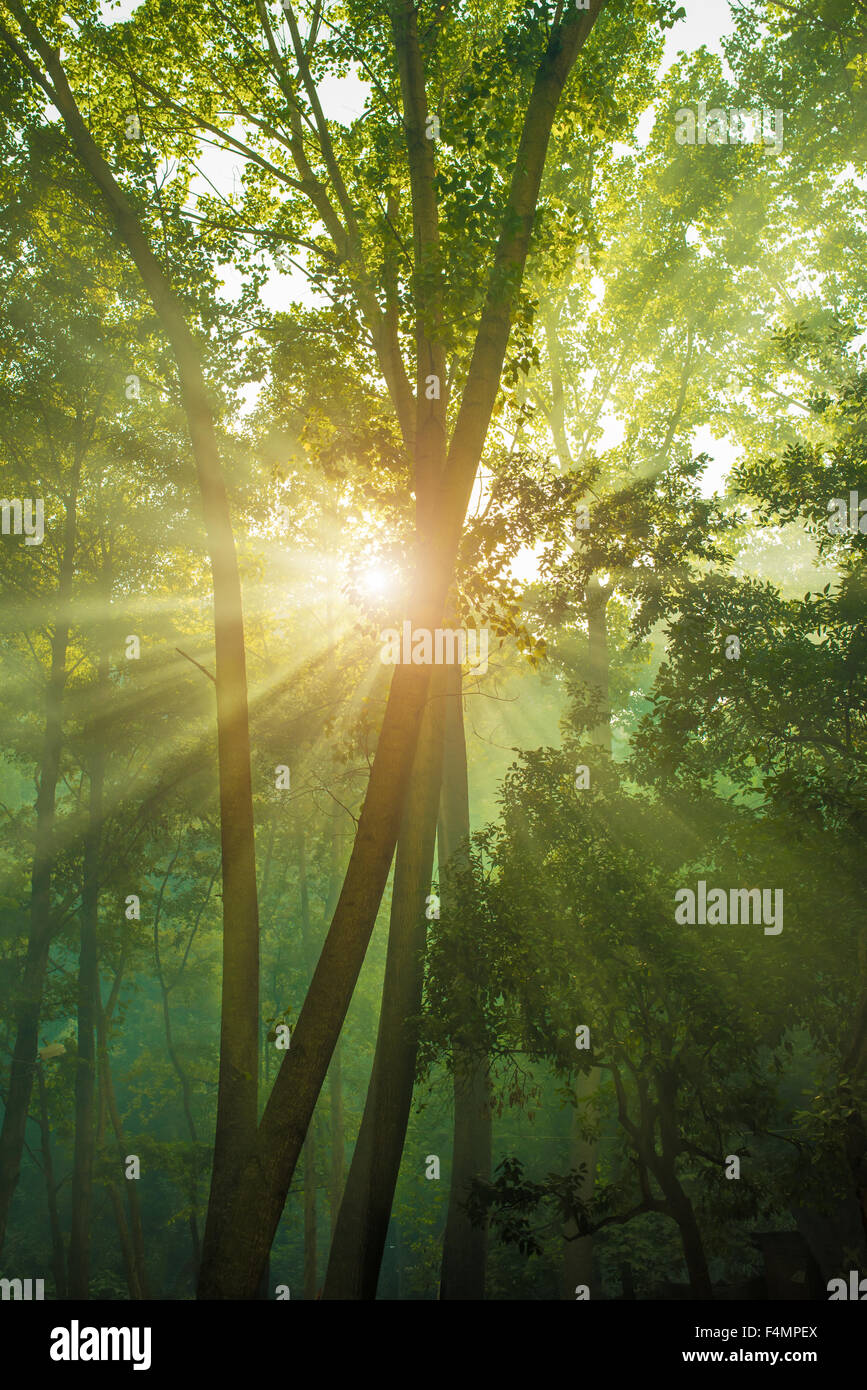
[0,0,866,1306]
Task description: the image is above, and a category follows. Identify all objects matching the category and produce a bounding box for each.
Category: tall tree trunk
[106,1185,141,1300]
[36,1063,67,1299]
[322,667,447,1299]
[0,458,79,1254]
[562,575,609,1298]
[439,660,490,1300]
[440,1066,490,1300]
[94,962,142,1299]
[68,631,108,1298]
[97,1055,140,1300]
[325,820,345,1242]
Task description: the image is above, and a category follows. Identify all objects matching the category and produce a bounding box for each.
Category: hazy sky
[662,0,733,74]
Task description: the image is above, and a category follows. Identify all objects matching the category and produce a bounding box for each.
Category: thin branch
[176,647,216,684]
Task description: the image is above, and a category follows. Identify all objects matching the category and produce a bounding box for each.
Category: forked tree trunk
[195,1,604,1297]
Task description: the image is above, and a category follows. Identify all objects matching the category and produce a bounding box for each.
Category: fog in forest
[0,0,866,1312]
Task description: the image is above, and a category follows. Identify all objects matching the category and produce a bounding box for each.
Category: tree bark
[322,667,447,1298]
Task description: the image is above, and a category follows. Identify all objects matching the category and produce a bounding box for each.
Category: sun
[359,563,396,599]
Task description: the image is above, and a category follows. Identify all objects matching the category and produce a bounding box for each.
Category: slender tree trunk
[153,855,216,1280]
[322,668,447,1299]
[93,963,141,1300]
[0,17,261,1275]
[0,461,79,1254]
[439,660,490,1300]
[107,1186,141,1300]
[36,1064,67,1299]
[68,632,108,1298]
[97,995,149,1298]
[326,822,345,1243]
[156,966,202,1275]
[97,1062,140,1300]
